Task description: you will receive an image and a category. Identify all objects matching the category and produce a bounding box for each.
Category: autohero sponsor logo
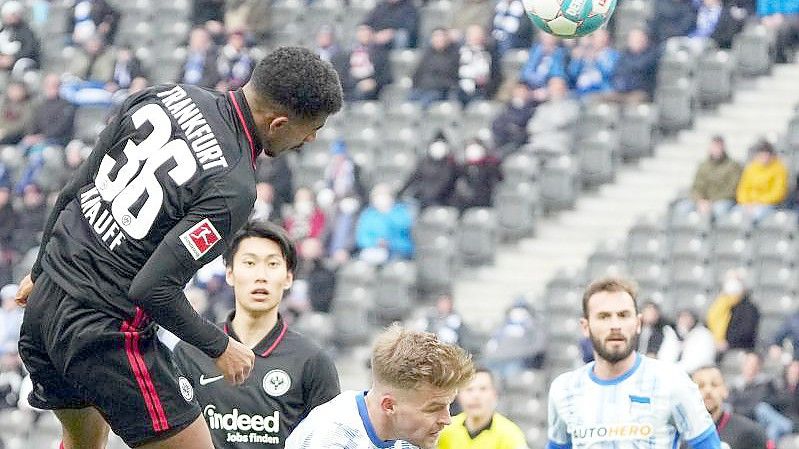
[204,405,281,445]
[570,423,654,443]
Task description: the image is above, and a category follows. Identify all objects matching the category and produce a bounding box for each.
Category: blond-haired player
[285,325,474,449]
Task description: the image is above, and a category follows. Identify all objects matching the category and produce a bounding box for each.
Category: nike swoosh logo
[199,375,224,386]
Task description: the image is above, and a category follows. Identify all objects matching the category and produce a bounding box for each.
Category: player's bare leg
[138,415,214,449]
[54,407,110,449]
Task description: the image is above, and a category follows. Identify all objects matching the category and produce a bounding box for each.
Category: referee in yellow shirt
[438,367,529,449]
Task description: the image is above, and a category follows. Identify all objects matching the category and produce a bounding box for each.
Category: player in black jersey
[172,220,340,449]
[691,366,771,449]
[15,47,343,449]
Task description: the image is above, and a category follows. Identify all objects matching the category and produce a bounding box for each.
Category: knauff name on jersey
[156,85,229,171]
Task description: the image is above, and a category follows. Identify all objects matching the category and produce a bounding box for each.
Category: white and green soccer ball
[523,0,617,38]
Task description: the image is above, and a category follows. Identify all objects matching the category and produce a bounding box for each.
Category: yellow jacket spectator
[438,368,529,449]
[735,140,788,223]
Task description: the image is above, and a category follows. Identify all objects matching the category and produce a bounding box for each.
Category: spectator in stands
[0,1,39,76]
[0,186,16,253]
[0,81,31,145]
[0,284,21,358]
[771,361,799,428]
[342,24,392,101]
[729,351,794,442]
[483,299,547,377]
[757,0,799,63]
[690,0,745,49]
[450,0,494,41]
[11,183,45,253]
[526,76,580,154]
[216,29,254,91]
[68,35,115,82]
[283,186,327,248]
[457,24,502,105]
[314,25,346,71]
[363,0,419,49]
[22,73,75,147]
[67,0,119,45]
[224,0,271,42]
[355,183,414,264]
[735,139,789,223]
[191,0,225,26]
[677,135,742,218]
[651,0,697,45]
[417,292,470,347]
[519,32,567,94]
[691,365,771,449]
[491,0,535,55]
[601,28,659,104]
[34,140,85,195]
[398,132,458,209]
[256,153,294,220]
[452,138,503,212]
[567,29,619,99]
[107,45,146,95]
[662,309,716,373]
[769,309,799,361]
[251,182,279,222]
[409,27,460,108]
[296,238,336,314]
[638,301,680,359]
[323,139,366,203]
[707,269,760,353]
[491,82,536,151]
[179,26,222,89]
[438,368,529,449]
[326,196,361,265]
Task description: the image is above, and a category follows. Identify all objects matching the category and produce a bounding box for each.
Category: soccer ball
[523,0,617,38]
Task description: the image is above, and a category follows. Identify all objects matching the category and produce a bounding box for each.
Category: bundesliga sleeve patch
[179,218,221,260]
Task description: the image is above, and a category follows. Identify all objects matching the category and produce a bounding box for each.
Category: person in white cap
[0,1,39,74]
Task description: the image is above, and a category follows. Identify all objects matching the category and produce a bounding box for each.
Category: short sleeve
[547,376,572,449]
[670,369,716,441]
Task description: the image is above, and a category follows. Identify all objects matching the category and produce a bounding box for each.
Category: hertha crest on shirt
[180,218,221,259]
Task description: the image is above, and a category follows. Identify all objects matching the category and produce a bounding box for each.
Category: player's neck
[593,351,638,380]
[364,390,394,442]
[231,309,279,349]
[711,407,724,423]
[465,413,492,433]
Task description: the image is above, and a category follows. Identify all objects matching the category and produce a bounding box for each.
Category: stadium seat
[457,207,499,266]
[752,239,798,272]
[656,50,695,89]
[416,235,457,295]
[539,155,579,212]
[501,49,529,81]
[371,149,417,193]
[655,78,695,133]
[501,152,539,185]
[331,286,373,347]
[345,101,385,131]
[423,101,463,140]
[502,369,548,399]
[576,129,620,188]
[75,106,111,144]
[304,2,341,32]
[294,150,331,191]
[545,289,583,316]
[753,265,798,292]
[334,259,377,299]
[419,1,454,43]
[373,260,417,323]
[712,209,754,248]
[751,286,797,317]
[627,213,666,254]
[618,103,657,160]
[463,100,503,132]
[711,238,753,278]
[543,267,586,303]
[733,23,774,77]
[493,181,539,240]
[413,206,460,247]
[611,0,650,44]
[575,102,618,141]
[271,0,305,28]
[786,114,799,149]
[755,210,798,242]
[292,312,334,348]
[585,238,625,280]
[388,49,421,84]
[383,101,423,131]
[697,50,735,108]
[379,77,413,108]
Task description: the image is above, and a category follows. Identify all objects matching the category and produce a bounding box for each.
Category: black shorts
[18,272,201,447]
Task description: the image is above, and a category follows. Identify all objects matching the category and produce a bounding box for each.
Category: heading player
[285,325,475,449]
[172,220,340,448]
[547,277,722,449]
[16,47,343,449]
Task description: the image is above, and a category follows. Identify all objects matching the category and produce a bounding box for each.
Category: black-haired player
[172,220,340,449]
[16,47,343,449]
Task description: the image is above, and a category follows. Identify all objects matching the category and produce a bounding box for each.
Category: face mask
[339,197,359,214]
[508,308,529,323]
[428,141,448,160]
[372,194,393,212]
[723,278,744,296]
[295,200,313,215]
[465,144,485,162]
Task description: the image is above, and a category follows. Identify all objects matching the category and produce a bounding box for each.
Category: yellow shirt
[438,412,529,449]
[736,158,788,205]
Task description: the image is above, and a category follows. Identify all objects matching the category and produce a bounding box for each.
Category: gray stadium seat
[294,150,331,191]
[457,207,499,266]
[493,181,539,240]
[575,102,618,141]
[619,103,657,160]
[612,0,650,44]
[502,369,548,399]
[712,209,754,249]
[346,101,385,130]
[372,149,416,192]
[539,155,579,212]
[711,238,753,278]
[335,259,377,299]
[332,286,373,347]
[657,50,695,89]
[576,129,619,188]
[463,100,503,132]
[786,114,799,149]
[413,206,460,246]
[697,50,734,108]
[389,49,421,84]
[503,398,547,428]
[627,214,666,255]
[423,101,462,140]
[292,312,334,348]
[304,2,341,32]
[545,289,583,316]
[373,260,417,323]
[501,152,539,185]
[416,235,457,295]
[656,78,695,133]
[75,106,111,144]
[384,101,423,130]
[419,1,454,43]
[751,286,797,317]
[755,210,798,242]
[753,265,798,292]
[733,24,773,77]
[379,77,413,108]
[586,238,625,280]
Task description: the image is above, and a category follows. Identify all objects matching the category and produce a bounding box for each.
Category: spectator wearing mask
[398,132,458,209]
[67,0,119,45]
[217,29,255,91]
[342,25,391,101]
[355,183,414,264]
[283,186,327,247]
[409,28,460,108]
[735,139,788,223]
[707,269,760,353]
[457,24,502,105]
[729,351,794,442]
[452,139,503,212]
[602,28,659,104]
[519,32,567,94]
[483,299,547,377]
[676,135,742,219]
[567,29,619,99]
[0,81,31,145]
[0,1,39,75]
[363,0,419,49]
[491,83,536,151]
[179,26,222,89]
[690,0,744,48]
[491,0,535,54]
[661,309,716,373]
[323,140,365,203]
[637,301,680,359]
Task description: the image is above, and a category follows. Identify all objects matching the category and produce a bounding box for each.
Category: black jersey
[172,313,340,449]
[717,411,770,449]
[31,84,263,358]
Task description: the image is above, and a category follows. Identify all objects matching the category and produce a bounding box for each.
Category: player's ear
[283,271,293,290]
[268,116,289,133]
[381,394,397,415]
[636,313,643,334]
[225,266,234,287]
[579,317,590,338]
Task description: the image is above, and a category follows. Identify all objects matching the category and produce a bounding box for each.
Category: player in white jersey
[547,277,722,449]
[285,324,474,449]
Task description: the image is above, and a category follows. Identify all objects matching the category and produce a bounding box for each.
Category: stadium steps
[454,61,799,332]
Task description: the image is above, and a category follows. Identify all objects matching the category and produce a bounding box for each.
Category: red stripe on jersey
[261,321,288,357]
[121,319,169,432]
[228,91,258,169]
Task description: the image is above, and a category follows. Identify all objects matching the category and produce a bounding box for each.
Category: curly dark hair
[250,46,343,119]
